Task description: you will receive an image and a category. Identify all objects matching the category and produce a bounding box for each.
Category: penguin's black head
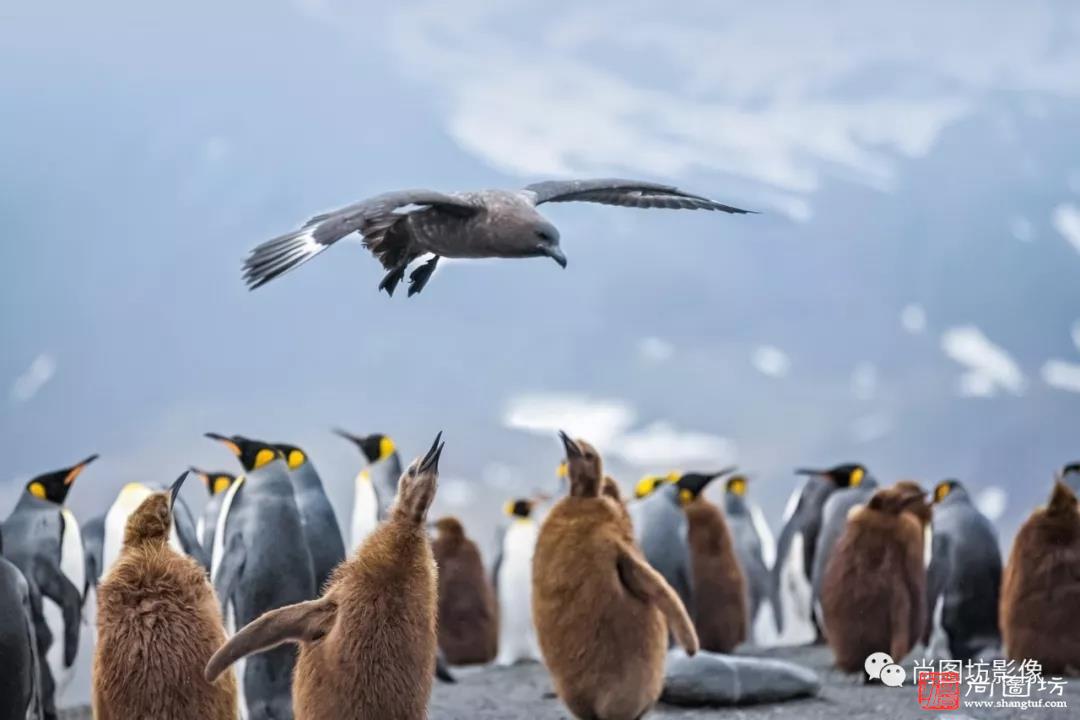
[558,431,602,497]
[189,467,238,496]
[1059,462,1080,480]
[933,478,964,503]
[796,463,867,488]
[504,499,535,519]
[333,429,396,463]
[675,467,737,505]
[274,443,309,470]
[26,454,99,505]
[205,433,282,472]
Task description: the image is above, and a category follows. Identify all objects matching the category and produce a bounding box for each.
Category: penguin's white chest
[749,502,776,569]
[350,472,378,553]
[495,521,540,665]
[776,531,816,646]
[43,508,86,693]
[210,476,245,581]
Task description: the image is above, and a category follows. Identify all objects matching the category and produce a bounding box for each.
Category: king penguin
[629,477,691,609]
[101,479,207,579]
[0,530,44,720]
[723,474,779,644]
[205,434,446,720]
[533,432,698,720]
[432,515,498,665]
[810,469,879,635]
[333,429,402,551]
[923,479,1002,660]
[206,433,316,720]
[821,482,930,672]
[1,454,96,720]
[1000,478,1080,675]
[274,443,345,592]
[773,463,866,645]
[492,498,542,665]
[191,468,240,553]
[679,470,748,653]
[93,472,237,720]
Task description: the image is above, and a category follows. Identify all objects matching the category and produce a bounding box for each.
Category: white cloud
[851,362,878,400]
[1053,203,1080,254]
[752,345,791,378]
[503,393,635,447]
[1009,216,1035,243]
[611,422,736,467]
[941,326,1026,397]
[371,1,1080,218]
[1042,359,1080,394]
[974,486,1008,523]
[637,336,674,365]
[900,303,927,334]
[503,392,733,468]
[850,413,892,443]
[10,353,57,404]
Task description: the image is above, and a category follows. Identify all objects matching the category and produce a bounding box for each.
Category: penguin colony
[3,439,1080,719]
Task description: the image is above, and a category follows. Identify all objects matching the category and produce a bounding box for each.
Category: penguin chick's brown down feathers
[821,482,929,672]
[432,516,498,664]
[93,473,237,720]
[1001,481,1080,675]
[533,432,698,720]
[205,433,445,720]
[685,495,748,652]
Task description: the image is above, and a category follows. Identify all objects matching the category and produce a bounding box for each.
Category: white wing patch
[782,480,806,523]
[775,532,817,646]
[350,470,379,554]
[211,476,245,581]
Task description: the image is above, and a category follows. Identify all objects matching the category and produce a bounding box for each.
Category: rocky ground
[60,645,1077,719]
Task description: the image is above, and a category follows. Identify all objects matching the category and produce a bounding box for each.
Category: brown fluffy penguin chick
[205,433,446,720]
[432,515,498,664]
[93,472,236,720]
[533,432,698,720]
[1001,481,1080,675]
[601,475,633,527]
[821,482,928,672]
[684,495,748,652]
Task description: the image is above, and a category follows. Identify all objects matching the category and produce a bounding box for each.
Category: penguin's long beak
[545,245,568,268]
[169,471,189,508]
[558,430,581,458]
[205,432,241,456]
[64,454,100,486]
[419,432,444,473]
[707,466,738,480]
[795,468,825,478]
[332,428,361,445]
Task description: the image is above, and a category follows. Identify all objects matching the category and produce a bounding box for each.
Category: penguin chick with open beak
[93,472,237,720]
[533,431,697,720]
[206,433,445,720]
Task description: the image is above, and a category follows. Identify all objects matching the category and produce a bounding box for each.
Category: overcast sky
[3,0,1080,651]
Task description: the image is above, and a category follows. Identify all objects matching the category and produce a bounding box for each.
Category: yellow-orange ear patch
[934,483,951,502]
[287,450,305,469]
[379,437,396,461]
[28,482,46,499]
[850,467,865,487]
[254,448,277,469]
[213,476,232,494]
[679,488,694,506]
